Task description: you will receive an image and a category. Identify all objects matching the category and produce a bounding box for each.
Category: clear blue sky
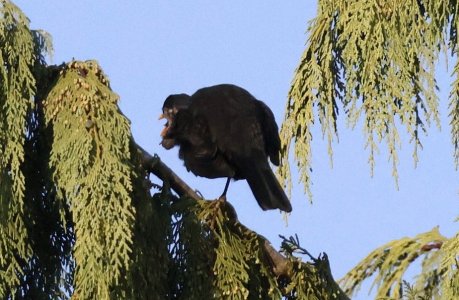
[16,1,459,298]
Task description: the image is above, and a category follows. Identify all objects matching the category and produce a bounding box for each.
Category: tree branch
[136,144,202,200]
[135,143,349,299]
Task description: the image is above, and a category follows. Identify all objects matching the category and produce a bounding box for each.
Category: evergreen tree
[0,1,346,299]
[2,0,458,299]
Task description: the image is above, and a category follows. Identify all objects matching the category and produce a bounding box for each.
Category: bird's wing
[189,85,266,161]
[185,84,291,211]
[253,100,281,166]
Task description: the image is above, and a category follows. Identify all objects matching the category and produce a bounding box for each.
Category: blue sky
[16,1,459,298]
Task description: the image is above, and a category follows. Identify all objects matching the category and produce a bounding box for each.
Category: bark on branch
[136,145,201,200]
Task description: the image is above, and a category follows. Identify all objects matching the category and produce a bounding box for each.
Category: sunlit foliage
[0,1,347,299]
[4,0,459,298]
[279,0,459,298]
[341,227,446,299]
[0,1,38,296]
[279,0,458,194]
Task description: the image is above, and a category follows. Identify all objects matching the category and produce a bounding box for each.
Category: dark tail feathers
[245,163,292,212]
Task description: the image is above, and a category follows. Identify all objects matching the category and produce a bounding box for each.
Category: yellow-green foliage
[168,196,219,299]
[340,227,447,299]
[0,2,348,296]
[278,1,459,297]
[0,1,36,296]
[279,236,348,300]
[284,258,338,300]
[125,152,171,300]
[170,198,283,299]
[168,197,348,300]
[439,233,459,299]
[279,0,458,195]
[43,61,135,299]
[5,1,459,299]
[450,0,459,167]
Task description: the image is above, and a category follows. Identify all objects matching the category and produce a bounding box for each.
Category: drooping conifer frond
[124,147,171,300]
[167,196,219,299]
[439,233,459,299]
[0,1,37,296]
[340,227,447,299]
[451,59,459,167]
[195,200,283,299]
[166,196,285,299]
[450,2,459,168]
[279,0,457,195]
[14,64,75,299]
[43,61,136,299]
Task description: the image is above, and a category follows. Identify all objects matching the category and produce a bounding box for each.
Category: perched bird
[159,84,292,212]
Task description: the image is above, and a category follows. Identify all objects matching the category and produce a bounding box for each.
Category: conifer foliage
[279,0,459,298]
[0,1,346,299]
[43,61,136,298]
[0,1,40,296]
[2,0,458,299]
[279,0,458,194]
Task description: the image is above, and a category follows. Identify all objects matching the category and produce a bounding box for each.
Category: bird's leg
[218,177,231,200]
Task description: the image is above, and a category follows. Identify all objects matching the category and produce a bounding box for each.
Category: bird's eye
[168,108,173,114]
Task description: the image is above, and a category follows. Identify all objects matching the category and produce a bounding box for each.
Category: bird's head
[159,93,191,149]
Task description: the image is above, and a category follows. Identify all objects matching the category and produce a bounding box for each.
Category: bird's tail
[245,162,292,212]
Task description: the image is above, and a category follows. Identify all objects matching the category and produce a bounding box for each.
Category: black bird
[159,84,292,212]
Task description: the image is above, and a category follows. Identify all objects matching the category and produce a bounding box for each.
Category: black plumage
[160,84,292,212]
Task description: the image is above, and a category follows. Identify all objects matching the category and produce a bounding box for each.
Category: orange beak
[158,113,165,120]
[160,126,168,137]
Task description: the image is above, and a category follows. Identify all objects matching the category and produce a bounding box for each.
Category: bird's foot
[210,195,237,222]
[208,195,226,213]
[217,193,227,202]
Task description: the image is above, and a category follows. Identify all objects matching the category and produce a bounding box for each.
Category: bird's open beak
[160,126,168,137]
[159,113,167,136]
